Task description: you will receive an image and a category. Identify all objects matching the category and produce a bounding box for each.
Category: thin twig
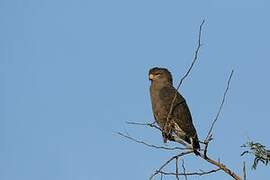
[126,121,161,131]
[149,151,194,180]
[243,161,247,180]
[175,157,180,180]
[166,20,205,127]
[205,70,234,142]
[176,20,205,89]
[117,132,186,150]
[157,168,221,176]
[182,160,188,180]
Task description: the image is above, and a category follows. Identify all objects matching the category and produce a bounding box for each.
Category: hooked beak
[149,74,154,80]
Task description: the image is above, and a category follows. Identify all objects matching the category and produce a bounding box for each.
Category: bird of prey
[149,67,200,154]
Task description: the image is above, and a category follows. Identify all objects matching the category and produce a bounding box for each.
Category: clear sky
[1,0,270,180]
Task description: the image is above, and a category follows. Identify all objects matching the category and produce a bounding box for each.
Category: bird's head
[149,67,173,85]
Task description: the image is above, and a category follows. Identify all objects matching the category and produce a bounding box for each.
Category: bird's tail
[190,135,200,156]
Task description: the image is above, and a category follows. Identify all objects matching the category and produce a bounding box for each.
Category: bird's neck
[150,81,172,90]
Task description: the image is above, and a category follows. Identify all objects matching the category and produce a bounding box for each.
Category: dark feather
[149,67,200,153]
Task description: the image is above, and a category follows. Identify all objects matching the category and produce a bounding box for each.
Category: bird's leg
[162,120,174,143]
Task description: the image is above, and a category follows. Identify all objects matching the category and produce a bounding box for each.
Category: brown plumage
[149,67,200,154]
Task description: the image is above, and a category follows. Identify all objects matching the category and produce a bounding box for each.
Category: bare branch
[126,121,161,131]
[166,20,205,128]
[177,20,205,89]
[197,151,242,180]
[243,161,247,180]
[156,168,221,176]
[175,157,180,180]
[170,134,192,147]
[182,160,188,180]
[149,151,194,180]
[117,132,187,151]
[205,69,234,142]
[118,130,241,179]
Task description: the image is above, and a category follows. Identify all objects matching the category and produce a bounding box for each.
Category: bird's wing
[159,86,197,137]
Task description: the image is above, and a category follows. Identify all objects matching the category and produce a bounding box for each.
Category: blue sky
[1,0,270,179]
